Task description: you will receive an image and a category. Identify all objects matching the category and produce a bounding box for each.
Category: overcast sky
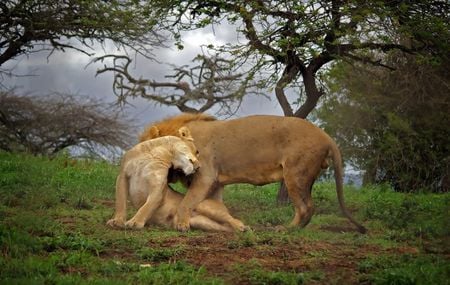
[3,25,285,136]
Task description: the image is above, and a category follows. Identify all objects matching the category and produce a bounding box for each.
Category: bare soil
[126,226,421,284]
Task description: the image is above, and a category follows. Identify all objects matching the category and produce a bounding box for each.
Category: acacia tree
[0,91,135,157]
[156,0,449,202]
[0,0,164,68]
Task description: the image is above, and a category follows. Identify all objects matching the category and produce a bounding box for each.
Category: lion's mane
[139,113,216,142]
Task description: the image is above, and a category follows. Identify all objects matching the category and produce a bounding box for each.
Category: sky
[2,25,285,138]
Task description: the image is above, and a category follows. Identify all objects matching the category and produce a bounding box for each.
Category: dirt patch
[138,232,420,284]
[320,225,359,233]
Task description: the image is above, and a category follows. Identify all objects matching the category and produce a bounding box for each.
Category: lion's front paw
[241,225,252,232]
[125,218,145,230]
[176,221,191,232]
[231,220,250,232]
[106,218,125,228]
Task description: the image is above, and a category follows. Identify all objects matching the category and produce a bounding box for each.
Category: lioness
[140,114,367,233]
[107,127,245,232]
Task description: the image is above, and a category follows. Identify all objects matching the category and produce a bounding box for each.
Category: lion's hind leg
[195,200,248,232]
[283,163,317,228]
[189,215,234,232]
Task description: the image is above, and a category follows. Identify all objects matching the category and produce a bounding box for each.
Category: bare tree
[95,53,264,116]
[0,90,135,157]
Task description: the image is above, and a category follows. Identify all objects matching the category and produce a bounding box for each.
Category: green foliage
[135,261,222,285]
[0,151,118,206]
[358,254,450,285]
[137,247,185,262]
[317,54,449,192]
[234,260,304,285]
[0,225,43,258]
[42,232,105,254]
[224,183,293,226]
[361,186,449,240]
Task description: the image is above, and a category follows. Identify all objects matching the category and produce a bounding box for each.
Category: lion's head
[141,114,213,186]
[171,127,200,175]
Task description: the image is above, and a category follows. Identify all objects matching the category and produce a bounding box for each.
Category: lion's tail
[330,141,367,234]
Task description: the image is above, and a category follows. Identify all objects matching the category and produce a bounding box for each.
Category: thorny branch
[95,54,264,116]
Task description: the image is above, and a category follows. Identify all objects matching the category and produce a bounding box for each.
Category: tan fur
[139,113,216,143]
[140,114,367,234]
[107,127,245,232]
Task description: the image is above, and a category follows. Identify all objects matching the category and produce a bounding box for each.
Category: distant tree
[0,91,135,157]
[0,0,164,67]
[316,53,449,192]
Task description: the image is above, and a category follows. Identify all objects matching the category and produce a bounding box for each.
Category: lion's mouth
[168,167,194,187]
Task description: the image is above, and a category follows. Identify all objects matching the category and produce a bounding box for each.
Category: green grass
[0,151,448,284]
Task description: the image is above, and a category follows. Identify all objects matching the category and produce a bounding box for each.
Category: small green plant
[42,232,105,256]
[234,260,304,285]
[137,246,185,262]
[135,261,222,285]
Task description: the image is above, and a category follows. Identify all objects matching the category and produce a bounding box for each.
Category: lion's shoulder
[139,113,216,142]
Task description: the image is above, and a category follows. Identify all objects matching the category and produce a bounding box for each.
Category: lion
[107,126,245,232]
[140,114,367,234]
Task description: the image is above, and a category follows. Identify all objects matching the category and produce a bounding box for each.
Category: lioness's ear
[178,126,194,141]
[149,126,160,138]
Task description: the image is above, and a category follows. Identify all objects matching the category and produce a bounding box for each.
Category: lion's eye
[196,150,200,155]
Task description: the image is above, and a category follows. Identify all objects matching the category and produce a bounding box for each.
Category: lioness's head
[171,127,200,175]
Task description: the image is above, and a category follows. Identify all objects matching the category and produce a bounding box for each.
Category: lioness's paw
[106,218,125,228]
[231,220,250,232]
[176,222,190,232]
[241,225,252,232]
[125,219,145,230]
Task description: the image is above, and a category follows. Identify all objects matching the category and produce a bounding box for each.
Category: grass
[0,151,449,284]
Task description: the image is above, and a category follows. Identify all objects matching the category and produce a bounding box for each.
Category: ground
[0,152,448,284]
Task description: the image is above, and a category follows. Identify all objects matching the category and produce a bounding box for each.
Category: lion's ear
[149,126,160,138]
[178,126,194,141]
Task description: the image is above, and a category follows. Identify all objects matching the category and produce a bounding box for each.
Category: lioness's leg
[175,173,215,232]
[195,200,248,232]
[125,170,166,229]
[189,215,234,232]
[283,166,315,228]
[107,174,128,228]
